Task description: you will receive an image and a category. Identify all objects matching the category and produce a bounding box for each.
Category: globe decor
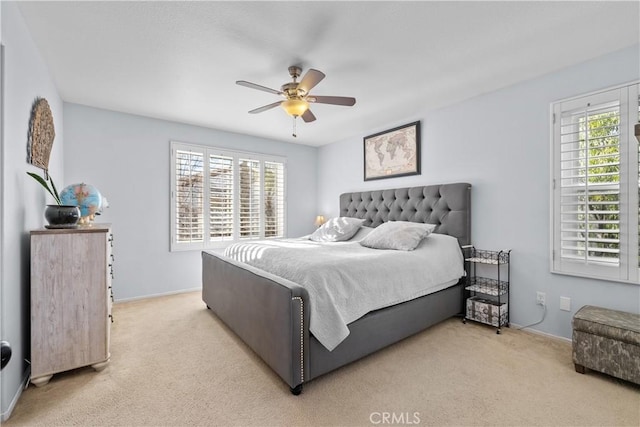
[60,183,107,225]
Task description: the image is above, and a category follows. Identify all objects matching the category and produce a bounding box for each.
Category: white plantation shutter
[171,142,286,250]
[174,148,204,245]
[238,159,261,239]
[552,83,639,283]
[264,161,285,238]
[559,98,621,265]
[209,154,234,242]
[637,95,640,269]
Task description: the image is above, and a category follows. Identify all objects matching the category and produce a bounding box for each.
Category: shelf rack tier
[464,248,510,265]
[465,277,509,296]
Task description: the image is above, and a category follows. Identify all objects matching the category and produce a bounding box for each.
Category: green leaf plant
[27,171,61,205]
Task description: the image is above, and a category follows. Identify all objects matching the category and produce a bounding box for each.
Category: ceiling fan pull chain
[292,116,297,138]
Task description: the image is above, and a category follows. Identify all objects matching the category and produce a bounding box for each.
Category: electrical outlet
[560,296,571,311]
[536,291,546,306]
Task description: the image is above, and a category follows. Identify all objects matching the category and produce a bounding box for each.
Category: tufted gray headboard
[339,183,471,246]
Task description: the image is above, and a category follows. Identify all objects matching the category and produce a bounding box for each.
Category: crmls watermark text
[369,412,421,425]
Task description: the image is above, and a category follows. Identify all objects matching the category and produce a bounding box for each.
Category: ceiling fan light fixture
[281,98,309,117]
[237,66,355,136]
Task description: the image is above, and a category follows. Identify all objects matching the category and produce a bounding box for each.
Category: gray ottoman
[572,305,640,385]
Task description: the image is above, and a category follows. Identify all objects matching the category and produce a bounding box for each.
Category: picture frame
[363,121,420,181]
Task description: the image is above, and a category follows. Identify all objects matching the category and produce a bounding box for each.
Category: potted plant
[27,171,80,227]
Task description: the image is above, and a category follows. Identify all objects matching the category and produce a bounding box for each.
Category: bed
[202,182,471,394]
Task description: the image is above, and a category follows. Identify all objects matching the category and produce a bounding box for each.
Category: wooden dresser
[30,224,113,387]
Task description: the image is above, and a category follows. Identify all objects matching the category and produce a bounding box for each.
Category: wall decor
[363,121,420,181]
[27,97,55,176]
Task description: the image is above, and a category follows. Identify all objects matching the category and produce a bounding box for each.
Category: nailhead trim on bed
[292,296,304,382]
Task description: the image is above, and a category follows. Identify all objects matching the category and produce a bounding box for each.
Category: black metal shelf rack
[462,247,511,334]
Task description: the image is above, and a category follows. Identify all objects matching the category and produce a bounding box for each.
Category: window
[551,82,639,283]
[171,142,286,251]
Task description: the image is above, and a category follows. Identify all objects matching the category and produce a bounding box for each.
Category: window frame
[170,141,287,252]
[550,81,639,284]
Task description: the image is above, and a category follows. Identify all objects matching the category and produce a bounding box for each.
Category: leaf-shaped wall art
[27,97,55,175]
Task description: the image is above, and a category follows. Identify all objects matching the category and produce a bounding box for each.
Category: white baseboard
[510,323,571,343]
[114,287,201,303]
[1,364,30,422]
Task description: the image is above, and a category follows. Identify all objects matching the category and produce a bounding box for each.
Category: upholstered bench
[572,305,640,385]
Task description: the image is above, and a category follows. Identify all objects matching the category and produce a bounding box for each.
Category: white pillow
[309,217,365,242]
[360,221,436,251]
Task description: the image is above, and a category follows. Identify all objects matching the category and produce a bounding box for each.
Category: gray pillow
[310,217,365,242]
[360,221,437,251]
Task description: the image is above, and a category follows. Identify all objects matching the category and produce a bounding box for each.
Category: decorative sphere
[60,183,104,220]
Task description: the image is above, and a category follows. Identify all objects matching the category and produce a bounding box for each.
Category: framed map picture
[363,121,420,181]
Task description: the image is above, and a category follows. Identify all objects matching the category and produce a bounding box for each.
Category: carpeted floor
[5,291,639,426]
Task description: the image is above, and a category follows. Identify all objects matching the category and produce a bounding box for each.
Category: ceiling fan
[236,66,356,137]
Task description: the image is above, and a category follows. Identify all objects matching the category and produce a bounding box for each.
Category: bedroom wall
[63,104,318,301]
[1,2,65,419]
[317,44,640,340]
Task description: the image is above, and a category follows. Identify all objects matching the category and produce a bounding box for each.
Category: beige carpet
[5,291,639,426]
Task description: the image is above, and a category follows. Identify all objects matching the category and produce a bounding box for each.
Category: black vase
[44,205,81,227]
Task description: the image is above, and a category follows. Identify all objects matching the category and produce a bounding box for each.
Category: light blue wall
[64,104,318,301]
[1,2,65,419]
[318,44,640,340]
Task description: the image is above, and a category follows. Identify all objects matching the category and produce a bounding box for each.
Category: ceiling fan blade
[298,69,325,94]
[236,80,283,96]
[301,109,316,123]
[249,101,282,114]
[309,96,356,106]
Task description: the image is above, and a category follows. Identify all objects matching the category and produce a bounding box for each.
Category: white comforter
[223,230,464,351]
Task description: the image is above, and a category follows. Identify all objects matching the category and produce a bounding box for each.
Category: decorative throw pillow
[309,217,366,242]
[359,221,437,251]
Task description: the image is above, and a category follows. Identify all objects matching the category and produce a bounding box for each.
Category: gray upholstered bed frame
[202,182,471,394]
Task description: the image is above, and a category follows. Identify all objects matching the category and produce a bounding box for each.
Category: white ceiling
[16,1,640,147]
